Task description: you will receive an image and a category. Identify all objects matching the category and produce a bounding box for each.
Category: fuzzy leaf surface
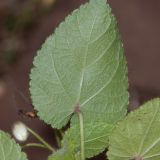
[0,130,27,160]
[48,141,78,160]
[63,122,114,158]
[30,0,128,129]
[48,149,75,160]
[108,98,160,160]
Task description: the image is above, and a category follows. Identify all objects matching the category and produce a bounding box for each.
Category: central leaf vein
[76,9,98,103]
[81,44,120,107]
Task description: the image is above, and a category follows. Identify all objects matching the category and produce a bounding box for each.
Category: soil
[0,0,160,159]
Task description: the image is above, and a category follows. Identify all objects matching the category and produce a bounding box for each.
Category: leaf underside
[108,98,160,160]
[0,130,27,160]
[30,0,128,129]
[30,0,128,158]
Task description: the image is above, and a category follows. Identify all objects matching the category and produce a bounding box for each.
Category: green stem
[26,127,55,152]
[78,112,85,160]
[23,143,48,149]
[59,130,64,137]
[55,130,61,148]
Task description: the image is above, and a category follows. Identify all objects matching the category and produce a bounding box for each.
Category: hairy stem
[55,130,61,148]
[26,127,55,152]
[59,129,64,137]
[23,143,47,149]
[78,112,85,160]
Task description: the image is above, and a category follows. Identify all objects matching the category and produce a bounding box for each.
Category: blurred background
[0,0,160,159]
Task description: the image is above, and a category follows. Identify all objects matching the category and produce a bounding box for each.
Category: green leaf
[30,0,128,129]
[63,122,114,158]
[0,130,27,160]
[108,98,160,160]
[48,149,75,160]
[48,141,78,160]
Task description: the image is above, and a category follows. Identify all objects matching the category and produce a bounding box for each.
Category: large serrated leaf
[0,130,27,160]
[108,98,160,160]
[63,122,114,158]
[30,0,128,129]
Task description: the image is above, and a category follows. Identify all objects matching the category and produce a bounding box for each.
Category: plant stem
[55,130,61,148]
[59,129,64,137]
[23,143,47,149]
[26,127,55,152]
[78,112,85,160]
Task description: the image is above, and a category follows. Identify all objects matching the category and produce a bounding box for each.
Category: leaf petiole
[54,130,62,148]
[26,126,55,152]
[22,143,48,149]
[78,111,85,160]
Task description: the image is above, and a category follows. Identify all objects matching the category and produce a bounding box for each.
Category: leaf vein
[138,102,160,154]
[77,9,98,101]
[49,46,73,101]
[80,44,121,106]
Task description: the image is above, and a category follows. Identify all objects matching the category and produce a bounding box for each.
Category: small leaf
[30,0,128,129]
[63,122,114,158]
[48,149,75,160]
[0,130,27,160]
[48,141,77,160]
[108,98,160,160]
